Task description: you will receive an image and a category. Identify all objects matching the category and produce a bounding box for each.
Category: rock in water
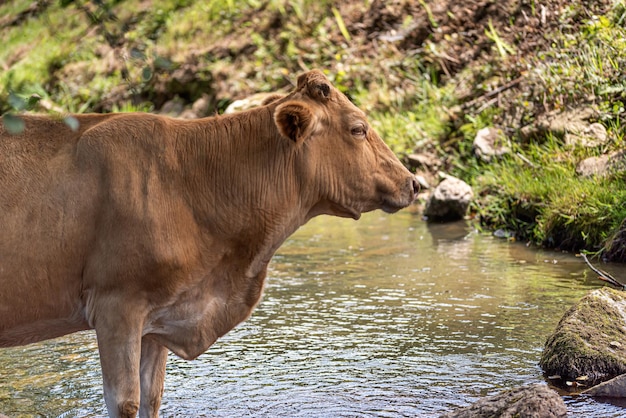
[540,287,626,387]
[424,176,473,222]
[440,384,567,418]
[583,373,626,397]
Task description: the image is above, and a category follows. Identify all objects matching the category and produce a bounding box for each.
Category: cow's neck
[180,107,308,273]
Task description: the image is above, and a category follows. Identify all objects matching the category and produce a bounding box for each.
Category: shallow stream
[1,210,625,417]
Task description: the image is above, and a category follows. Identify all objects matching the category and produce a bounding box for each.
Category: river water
[1,210,625,417]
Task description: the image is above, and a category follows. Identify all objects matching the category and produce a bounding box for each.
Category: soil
[71,0,615,117]
[3,0,616,120]
[40,0,612,142]
[201,0,611,105]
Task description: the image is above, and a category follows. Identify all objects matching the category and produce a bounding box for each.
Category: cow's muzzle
[381,176,419,213]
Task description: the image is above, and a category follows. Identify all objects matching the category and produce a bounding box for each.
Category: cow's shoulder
[75,113,177,166]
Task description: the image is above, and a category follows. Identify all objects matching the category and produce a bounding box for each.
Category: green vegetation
[463,2,626,254]
[1,0,625,258]
[473,137,626,250]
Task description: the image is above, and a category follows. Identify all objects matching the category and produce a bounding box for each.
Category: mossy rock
[540,287,626,387]
[440,384,567,418]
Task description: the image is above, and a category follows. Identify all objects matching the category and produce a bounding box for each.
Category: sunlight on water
[1,211,625,417]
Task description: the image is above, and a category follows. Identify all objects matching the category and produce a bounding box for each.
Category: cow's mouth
[379,177,419,214]
[381,199,406,214]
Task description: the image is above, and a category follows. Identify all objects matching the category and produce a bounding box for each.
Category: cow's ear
[297,70,331,101]
[274,101,314,143]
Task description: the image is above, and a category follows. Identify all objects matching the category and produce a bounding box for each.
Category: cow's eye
[351,125,367,138]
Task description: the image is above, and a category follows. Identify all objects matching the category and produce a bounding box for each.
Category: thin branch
[515,152,536,168]
[580,253,625,290]
[462,76,524,110]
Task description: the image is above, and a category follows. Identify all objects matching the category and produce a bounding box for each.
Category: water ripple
[1,213,624,417]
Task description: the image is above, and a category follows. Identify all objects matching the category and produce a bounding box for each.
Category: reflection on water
[1,211,625,417]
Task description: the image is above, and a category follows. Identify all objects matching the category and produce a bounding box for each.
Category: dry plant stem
[580,253,626,290]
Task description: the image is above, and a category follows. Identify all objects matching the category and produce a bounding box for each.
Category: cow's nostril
[411,177,420,196]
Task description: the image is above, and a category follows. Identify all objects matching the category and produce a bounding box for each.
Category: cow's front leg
[95,309,143,418]
[139,336,168,418]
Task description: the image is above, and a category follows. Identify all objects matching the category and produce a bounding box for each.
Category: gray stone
[191,94,211,117]
[424,176,473,221]
[536,107,597,136]
[565,122,608,148]
[406,151,442,172]
[473,127,509,162]
[224,92,281,114]
[576,155,612,177]
[162,94,213,120]
[583,373,626,397]
[520,107,609,148]
[440,384,567,418]
[160,97,185,117]
[494,228,514,239]
[577,151,626,177]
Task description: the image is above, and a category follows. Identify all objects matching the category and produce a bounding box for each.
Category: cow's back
[0,114,111,346]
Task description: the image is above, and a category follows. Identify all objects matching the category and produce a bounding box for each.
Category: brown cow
[0,70,417,417]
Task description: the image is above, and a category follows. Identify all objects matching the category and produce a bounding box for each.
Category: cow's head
[273,70,418,220]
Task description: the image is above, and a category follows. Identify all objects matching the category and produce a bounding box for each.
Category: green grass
[370,111,432,156]
[1,2,101,111]
[0,0,351,114]
[473,136,626,251]
[524,7,626,123]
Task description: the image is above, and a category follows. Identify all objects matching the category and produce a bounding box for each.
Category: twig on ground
[461,76,524,110]
[515,152,536,168]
